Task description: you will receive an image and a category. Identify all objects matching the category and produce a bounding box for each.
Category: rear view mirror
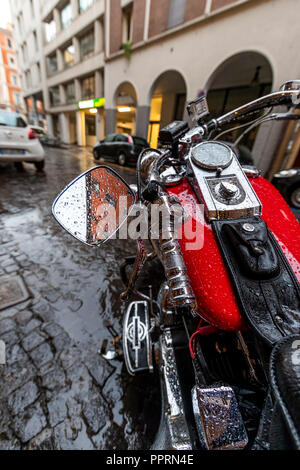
[52,166,135,247]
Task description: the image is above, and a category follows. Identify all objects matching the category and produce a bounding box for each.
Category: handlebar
[203,89,300,135]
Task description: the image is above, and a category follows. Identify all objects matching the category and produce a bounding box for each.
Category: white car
[0,110,45,171]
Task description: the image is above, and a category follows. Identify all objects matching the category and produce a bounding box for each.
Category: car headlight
[274,169,298,178]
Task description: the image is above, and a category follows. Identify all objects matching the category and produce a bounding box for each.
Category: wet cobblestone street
[0,148,160,450]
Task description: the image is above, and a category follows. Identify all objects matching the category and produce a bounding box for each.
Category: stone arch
[147,70,188,148]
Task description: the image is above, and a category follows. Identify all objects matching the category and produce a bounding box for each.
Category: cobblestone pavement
[0,148,160,450]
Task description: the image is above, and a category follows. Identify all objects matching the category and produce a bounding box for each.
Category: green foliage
[121,40,132,61]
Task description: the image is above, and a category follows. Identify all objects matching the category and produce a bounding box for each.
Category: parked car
[272,168,300,209]
[31,126,63,148]
[93,134,149,166]
[0,111,45,171]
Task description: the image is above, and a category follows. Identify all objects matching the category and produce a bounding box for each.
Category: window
[82,76,95,99]
[79,0,96,14]
[30,0,35,17]
[25,70,32,89]
[14,92,21,105]
[133,137,148,147]
[122,4,133,43]
[45,20,56,42]
[66,82,75,103]
[49,87,60,106]
[47,54,58,75]
[104,134,116,142]
[80,31,94,60]
[12,74,18,86]
[115,134,128,142]
[10,57,15,66]
[22,43,28,63]
[63,44,75,68]
[18,14,24,35]
[33,31,38,51]
[85,114,96,136]
[37,63,41,82]
[61,3,72,29]
[167,0,186,29]
[7,37,12,49]
[0,111,27,127]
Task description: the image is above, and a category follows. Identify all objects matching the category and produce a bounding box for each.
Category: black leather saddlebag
[269,335,300,449]
[213,217,300,346]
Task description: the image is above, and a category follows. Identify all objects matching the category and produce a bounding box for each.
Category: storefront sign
[77,98,105,110]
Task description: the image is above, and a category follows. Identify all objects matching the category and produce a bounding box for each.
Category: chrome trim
[161,328,192,450]
[188,142,262,221]
[150,194,196,309]
[123,301,153,376]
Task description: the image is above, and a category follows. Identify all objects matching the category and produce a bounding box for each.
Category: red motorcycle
[53,80,300,450]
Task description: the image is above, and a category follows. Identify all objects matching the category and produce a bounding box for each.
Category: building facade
[0,26,25,114]
[9,0,300,175]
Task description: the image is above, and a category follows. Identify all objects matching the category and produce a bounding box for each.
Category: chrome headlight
[274,169,298,178]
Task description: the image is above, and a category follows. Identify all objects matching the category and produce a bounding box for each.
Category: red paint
[167,176,300,332]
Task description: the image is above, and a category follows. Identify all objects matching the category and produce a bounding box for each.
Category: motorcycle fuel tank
[167,176,300,331]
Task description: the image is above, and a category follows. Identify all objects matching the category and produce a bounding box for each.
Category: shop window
[79,0,96,14]
[47,54,58,76]
[63,44,75,68]
[80,31,94,60]
[61,3,72,29]
[66,82,75,103]
[85,114,96,136]
[168,0,186,29]
[50,87,60,107]
[82,76,95,99]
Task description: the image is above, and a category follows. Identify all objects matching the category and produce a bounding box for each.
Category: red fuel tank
[167,176,300,331]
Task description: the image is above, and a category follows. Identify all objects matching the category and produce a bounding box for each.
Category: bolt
[242,223,256,233]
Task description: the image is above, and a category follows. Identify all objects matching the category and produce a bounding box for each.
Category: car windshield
[0,111,27,128]
[133,137,147,146]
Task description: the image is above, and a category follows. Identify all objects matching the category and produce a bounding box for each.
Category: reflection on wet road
[0,148,160,450]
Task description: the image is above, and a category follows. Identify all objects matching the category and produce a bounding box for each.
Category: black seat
[269,335,300,449]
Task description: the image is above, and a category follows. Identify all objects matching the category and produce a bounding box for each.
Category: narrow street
[0,147,159,450]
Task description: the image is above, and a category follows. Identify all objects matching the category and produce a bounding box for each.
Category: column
[57,49,64,72]
[95,70,103,97]
[53,8,61,35]
[95,19,104,54]
[105,109,116,135]
[252,121,287,176]
[59,85,66,105]
[76,111,84,146]
[71,0,79,20]
[46,114,54,135]
[31,96,38,125]
[96,109,102,141]
[59,113,70,144]
[73,36,80,64]
[75,78,81,102]
[135,106,150,139]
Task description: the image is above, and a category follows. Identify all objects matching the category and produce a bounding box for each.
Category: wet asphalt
[0,147,160,450]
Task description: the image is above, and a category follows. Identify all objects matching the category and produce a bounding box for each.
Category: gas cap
[219,181,239,199]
